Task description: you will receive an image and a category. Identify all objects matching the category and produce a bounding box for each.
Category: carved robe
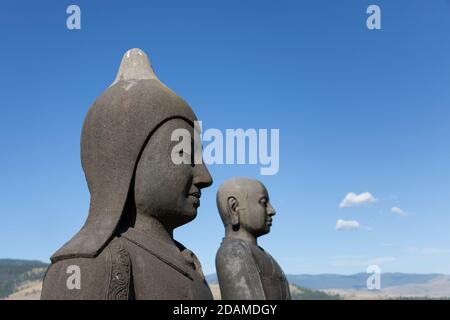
[42,228,212,300]
[216,238,291,300]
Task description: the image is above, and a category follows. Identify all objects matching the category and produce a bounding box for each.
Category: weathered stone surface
[215,177,291,300]
[41,48,213,300]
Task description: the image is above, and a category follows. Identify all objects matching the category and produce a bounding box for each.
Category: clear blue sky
[1,0,450,275]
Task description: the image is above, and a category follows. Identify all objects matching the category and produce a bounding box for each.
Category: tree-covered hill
[0,259,48,298]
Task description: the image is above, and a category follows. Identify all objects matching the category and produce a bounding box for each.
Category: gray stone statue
[41,48,214,299]
[215,178,291,300]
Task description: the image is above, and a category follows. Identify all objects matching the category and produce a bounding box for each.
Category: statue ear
[227,196,240,227]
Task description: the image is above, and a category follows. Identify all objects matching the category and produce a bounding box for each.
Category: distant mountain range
[207,272,446,290]
[208,272,450,299]
[286,273,442,290]
[1,259,449,299]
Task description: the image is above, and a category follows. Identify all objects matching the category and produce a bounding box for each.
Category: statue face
[239,182,276,237]
[134,118,213,229]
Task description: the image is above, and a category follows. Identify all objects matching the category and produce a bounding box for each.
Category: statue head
[217,177,276,238]
[51,48,212,262]
[134,118,212,230]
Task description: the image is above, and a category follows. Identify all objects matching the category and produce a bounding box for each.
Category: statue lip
[188,191,201,199]
[188,191,201,208]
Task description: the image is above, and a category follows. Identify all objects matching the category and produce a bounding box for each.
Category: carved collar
[120,227,204,281]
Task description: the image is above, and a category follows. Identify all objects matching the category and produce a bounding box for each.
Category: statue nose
[268,203,276,216]
[193,163,213,189]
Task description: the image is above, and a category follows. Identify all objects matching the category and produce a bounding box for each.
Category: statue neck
[225,225,258,246]
[134,214,174,245]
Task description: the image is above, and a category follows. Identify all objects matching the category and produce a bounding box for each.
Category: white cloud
[391,206,408,216]
[339,192,377,208]
[406,246,450,255]
[335,219,360,230]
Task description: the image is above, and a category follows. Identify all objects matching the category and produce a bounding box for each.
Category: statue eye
[179,149,191,157]
[178,149,193,165]
[260,198,268,207]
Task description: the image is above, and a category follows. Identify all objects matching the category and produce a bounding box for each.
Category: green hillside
[290,284,341,300]
[0,259,48,298]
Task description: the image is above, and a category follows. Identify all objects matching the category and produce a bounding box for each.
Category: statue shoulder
[41,237,132,300]
[216,238,253,263]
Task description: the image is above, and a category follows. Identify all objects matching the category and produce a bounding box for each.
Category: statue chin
[177,209,198,227]
[252,226,270,238]
[174,196,201,226]
[181,213,197,226]
[157,208,198,230]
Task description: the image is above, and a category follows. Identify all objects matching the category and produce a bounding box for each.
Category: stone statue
[215,177,291,300]
[41,48,214,300]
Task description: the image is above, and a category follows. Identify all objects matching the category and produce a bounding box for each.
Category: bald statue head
[217,177,276,238]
